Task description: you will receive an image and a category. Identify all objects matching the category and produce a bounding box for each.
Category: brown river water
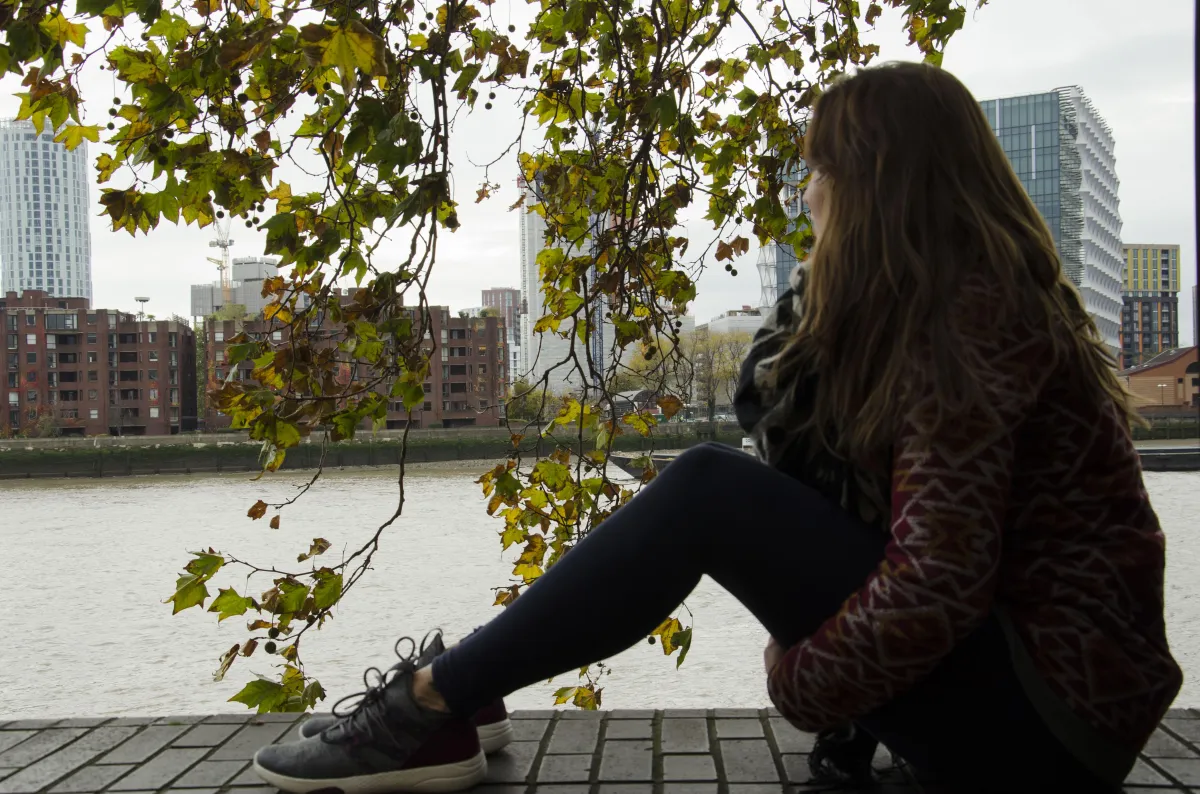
[0,464,1197,718]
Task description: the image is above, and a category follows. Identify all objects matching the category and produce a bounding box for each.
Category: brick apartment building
[3,290,197,435]
[204,305,507,430]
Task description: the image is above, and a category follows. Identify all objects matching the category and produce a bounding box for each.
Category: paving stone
[473,787,525,794]
[223,787,275,794]
[52,720,110,729]
[663,710,708,719]
[227,764,264,787]
[559,711,603,721]
[173,723,242,748]
[251,714,301,724]
[202,715,251,725]
[534,787,592,794]
[536,754,593,783]
[1165,719,1200,743]
[0,730,88,768]
[1155,758,1200,786]
[604,721,652,740]
[513,719,550,742]
[548,720,601,754]
[663,755,717,781]
[663,784,718,794]
[720,740,779,784]
[0,773,11,783]
[107,748,208,791]
[1168,709,1199,720]
[767,719,816,754]
[104,719,155,728]
[726,786,785,794]
[780,755,814,785]
[0,734,35,756]
[170,760,248,788]
[1,721,59,731]
[714,709,760,719]
[609,711,655,720]
[484,741,539,784]
[662,720,709,754]
[1125,759,1175,786]
[48,763,136,793]
[154,717,208,727]
[162,789,219,794]
[717,720,763,739]
[598,740,653,783]
[205,721,294,761]
[595,785,652,794]
[510,711,555,720]
[99,725,190,765]
[1145,728,1196,758]
[0,727,139,794]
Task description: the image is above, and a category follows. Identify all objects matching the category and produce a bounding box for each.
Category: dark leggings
[431,443,1109,792]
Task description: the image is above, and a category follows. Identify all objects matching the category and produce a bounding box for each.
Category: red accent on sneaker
[470,698,508,728]
[400,716,482,770]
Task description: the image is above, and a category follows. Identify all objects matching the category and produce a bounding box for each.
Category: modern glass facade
[0,119,94,302]
[980,88,1124,354]
[756,159,808,308]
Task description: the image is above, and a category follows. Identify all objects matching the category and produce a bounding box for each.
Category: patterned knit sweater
[735,265,1181,785]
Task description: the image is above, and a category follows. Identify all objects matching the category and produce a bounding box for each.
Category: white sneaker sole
[476,718,515,754]
[252,749,487,794]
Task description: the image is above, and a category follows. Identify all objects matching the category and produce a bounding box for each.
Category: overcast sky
[0,0,1195,342]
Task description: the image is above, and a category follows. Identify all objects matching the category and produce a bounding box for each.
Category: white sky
[0,0,1195,341]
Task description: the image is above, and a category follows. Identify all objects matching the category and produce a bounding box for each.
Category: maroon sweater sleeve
[766,332,1047,731]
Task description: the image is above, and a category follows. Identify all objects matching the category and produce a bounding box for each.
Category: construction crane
[206,218,234,308]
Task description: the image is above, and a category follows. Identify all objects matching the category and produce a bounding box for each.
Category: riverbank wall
[0,424,748,479]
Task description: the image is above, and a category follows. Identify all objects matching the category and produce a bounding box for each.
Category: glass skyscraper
[0,119,94,302]
[755,158,808,309]
[980,88,1124,353]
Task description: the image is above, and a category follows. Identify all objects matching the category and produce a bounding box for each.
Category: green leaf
[276,579,310,614]
[229,678,287,712]
[53,124,100,151]
[186,552,224,578]
[312,570,343,610]
[209,588,255,622]
[166,574,209,614]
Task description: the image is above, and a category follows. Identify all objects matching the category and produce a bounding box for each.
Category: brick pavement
[1,709,1198,794]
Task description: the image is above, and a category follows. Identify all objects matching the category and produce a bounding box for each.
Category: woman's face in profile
[803,168,828,240]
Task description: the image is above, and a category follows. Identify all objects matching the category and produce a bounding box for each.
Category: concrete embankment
[0,424,748,479]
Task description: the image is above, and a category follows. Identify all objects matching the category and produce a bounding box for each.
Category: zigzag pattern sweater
[734,265,1181,786]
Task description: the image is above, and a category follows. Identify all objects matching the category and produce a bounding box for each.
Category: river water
[0,464,1197,719]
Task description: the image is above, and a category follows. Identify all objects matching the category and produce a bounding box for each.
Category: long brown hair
[776,62,1133,471]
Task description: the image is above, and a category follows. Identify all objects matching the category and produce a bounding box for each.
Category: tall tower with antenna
[207,218,235,308]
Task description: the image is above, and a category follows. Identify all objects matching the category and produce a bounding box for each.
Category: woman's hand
[764,637,786,675]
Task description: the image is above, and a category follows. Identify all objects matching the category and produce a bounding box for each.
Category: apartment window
[89,408,98,419]
[169,388,179,405]
[8,392,18,406]
[25,352,36,364]
[4,316,15,332]
[26,390,36,403]
[86,313,96,325]
[215,350,225,363]
[168,332,178,348]
[6,373,15,388]
[25,334,35,346]
[149,388,158,401]
[214,330,224,342]
[88,389,97,400]
[148,331,157,343]
[148,369,158,381]
[25,371,36,383]
[150,406,160,418]
[25,314,35,326]
[148,350,158,361]
[272,330,283,341]
[6,335,15,350]
[87,351,97,363]
[169,352,177,366]
[108,333,116,349]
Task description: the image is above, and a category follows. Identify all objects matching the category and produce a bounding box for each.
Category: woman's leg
[431,442,888,715]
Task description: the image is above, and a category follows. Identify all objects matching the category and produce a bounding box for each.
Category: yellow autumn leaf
[53,124,100,151]
[321,23,386,84]
[40,13,88,47]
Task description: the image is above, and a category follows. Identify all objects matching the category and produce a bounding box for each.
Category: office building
[482,287,521,382]
[204,307,506,430]
[700,306,765,337]
[190,255,283,320]
[756,160,808,308]
[0,120,94,301]
[980,88,1124,353]
[1120,244,1181,368]
[3,290,197,435]
[516,176,610,394]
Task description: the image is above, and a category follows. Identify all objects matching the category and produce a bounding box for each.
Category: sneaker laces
[320,631,442,753]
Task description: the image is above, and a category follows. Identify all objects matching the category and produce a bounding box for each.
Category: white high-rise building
[981,88,1124,353]
[0,120,94,301]
[189,255,283,320]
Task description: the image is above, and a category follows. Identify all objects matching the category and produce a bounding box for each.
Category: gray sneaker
[253,634,485,794]
[299,630,514,754]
